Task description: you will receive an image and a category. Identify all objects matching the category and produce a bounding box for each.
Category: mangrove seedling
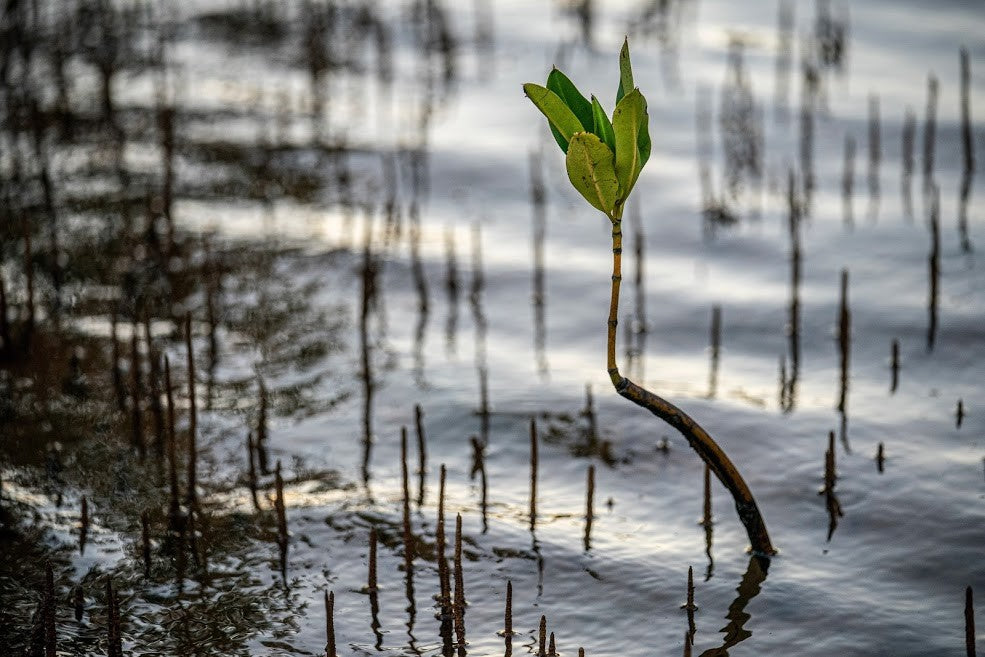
[523,38,775,555]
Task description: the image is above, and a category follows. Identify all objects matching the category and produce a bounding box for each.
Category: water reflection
[410,202,430,387]
[557,0,596,47]
[772,0,794,120]
[415,404,428,507]
[781,172,802,413]
[2,0,983,654]
[628,0,694,91]
[799,51,819,209]
[700,464,715,581]
[927,185,940,352]
[820,431,844,541]
[958,167,974,254]
[836,270,850,427]
[901,108,917,219]
[958,47,975,253]
[719,39,763,215]
[922,74,938,194]
[813,0,849,76]
[706,306,722,399]
[890,338,900,394]
[842,135,856,227]
[470,224,491,439]
[696,86,738,232]
[472,0,495,79]
[628,203,648,382]
[369,586,384,650]
[470,436,489,533]
[866,95,881,222]
[444,227,461,356]
[530,151,550,379]
[360,217,380,488]
[696,555,769,656]
[0,0,406,646]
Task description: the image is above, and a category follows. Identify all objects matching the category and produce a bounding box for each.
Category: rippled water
[1,1,983,656]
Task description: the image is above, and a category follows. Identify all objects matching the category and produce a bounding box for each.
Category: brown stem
[606,216,775,555]
[325,590,336,657]
[184,314,198,509]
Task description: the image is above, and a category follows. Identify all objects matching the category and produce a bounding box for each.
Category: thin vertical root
[325,590,336,657]
[453,513,466,650]
[529,419,538,531]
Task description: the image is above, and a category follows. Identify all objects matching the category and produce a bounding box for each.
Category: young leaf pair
[523,39,651,220]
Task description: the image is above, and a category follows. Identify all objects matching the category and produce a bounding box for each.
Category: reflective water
[1,1,983,656]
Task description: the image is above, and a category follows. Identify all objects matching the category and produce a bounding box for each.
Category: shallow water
[1,1,984,656]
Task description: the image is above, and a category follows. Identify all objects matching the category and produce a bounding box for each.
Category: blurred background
[0,1,983,655]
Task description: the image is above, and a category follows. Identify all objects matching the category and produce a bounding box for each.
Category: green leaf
[565,132,619,216]
[612,88,648,203]
[523,83,586,152]
[616,37,634,106]
[591,96,616,154]
[548,124,568,153]
[637,111,651,167]
[547,68,593,132]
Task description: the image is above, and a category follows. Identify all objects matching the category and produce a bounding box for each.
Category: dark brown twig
[325,590,336,657]
[967,586,976,657]
[130,325,145,461]
[0,270,9,358]
[401,427,414,574]
[164,356,181,528]
[144,313,165,458]
[274,461,288,582]
[682,565,697,610]
[184,314,197,509]
[505,580,513,635]
[73,585,83,622]
[247,431,260,511]
[584,465,595,551]
[257,374,270,475]
[43,561,55,657]
[79,496,89,555]
[141,511,151,578]
[106,579,122,657]
[453,513,467,652]
[437,464,452,644]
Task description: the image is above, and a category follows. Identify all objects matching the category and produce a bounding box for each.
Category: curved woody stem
[606,208,775,555]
